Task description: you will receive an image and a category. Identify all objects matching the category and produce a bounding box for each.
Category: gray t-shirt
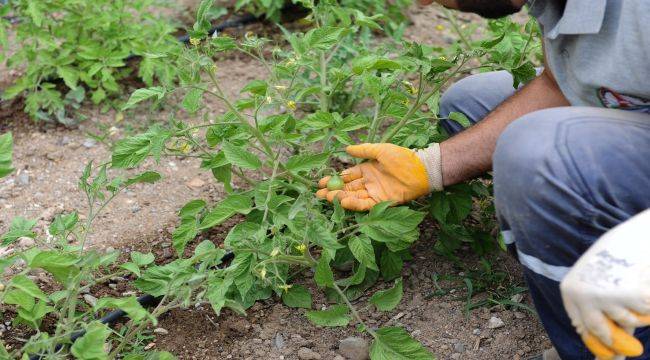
[529,0,650,113]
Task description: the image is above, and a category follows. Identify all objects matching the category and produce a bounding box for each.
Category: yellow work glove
[560,209,650,360]
[316,143,443,211]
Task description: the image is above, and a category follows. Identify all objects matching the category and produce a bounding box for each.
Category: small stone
[17,237,35,249]
[338,337,369,360]
[131,204,141,213]
[82,138,97,148]
[144,342,156,350]
[83,294,98,307]
[510,293,524,303]
[17,172,29,186]
[333,356,345,360]
[186,177,206,189]
[514,311,526,319]
[297,347,321,360]
[472,329,481,336]
[487,316,505,329]
[162,247,172,259]
[451,353,461,360]
[154,328,169,335]
[453,342,465,353]
[274,333,285,350]
[108,283,117,289]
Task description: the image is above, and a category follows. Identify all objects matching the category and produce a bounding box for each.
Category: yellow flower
[279,284,292,293]
[274,85,288,90]
[439,56,447,61]
[245,31,255,39]
[435,24,445,31]
[108,126,119,137]
[266,96,273,104]
[286,58,296,66]
[402,81,418,95]
[115,112,124,123]
[402,99,410,107]
[260,267,267,279]
[270,248,281,257]
[295,244,307,254]
[189,37,201,46]
[0,283,5,291]
[287,100,297,111]
[179,143,192,154]
[210,64,218,73]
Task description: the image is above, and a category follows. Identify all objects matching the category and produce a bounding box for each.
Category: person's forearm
[440,70,570,186]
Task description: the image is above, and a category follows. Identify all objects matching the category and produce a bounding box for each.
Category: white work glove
[560,209,650,360]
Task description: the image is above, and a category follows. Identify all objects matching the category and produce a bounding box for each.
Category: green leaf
[359,207,425,251]
[448,112,471,128]
[71,322,111,360]
[95,297,154,324]
[307,26,348,50]
[240,80,268,96]
[131,252,155,267]
[124,171,162,187]
[119,262,141,277]
[222,141,262,170]
[57,66,79,89]
[349,236,378,271]
[10,275,47,302]
[49,212,79,236]
[380,250,403,281]
[0,132,14,178]
[430,184,473,225]
[182,88,203,113]
[352,55,402,75]
[286,153,328,173]
[30,251,79,283]
[199,194,253,229]
[112,127,170,168]
[1,217,37,246]
[306,304,351,327]
[369,278,403,311]
[122,87,166,110]
[281,284,312,309]
[179,200,206,220]
[172,220,199,256]
[370,327,434,360]
[314,254,334,288]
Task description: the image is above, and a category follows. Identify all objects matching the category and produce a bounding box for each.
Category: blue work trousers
[439,70,650,359]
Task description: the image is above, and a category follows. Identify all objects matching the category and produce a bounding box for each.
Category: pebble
[17,237,35,249]
[274,333,285,350]
[453,341,465,353]
[333,356,345,360]
[153,328,169,335]
[83,294,98,307]
[511,293,524,303]
[185,177,206,189]
[338,337,369,360]
[472,329,481,336]
[17,172,30,186]
[487,316,505,329]
[131,204,141,213]
[162,247,173,259]
[144,342,156,350]
[82,138,97,148]
[108,283,117,289]
[451,353,461,359]
[514,311,526,319]
[297,347,321,360]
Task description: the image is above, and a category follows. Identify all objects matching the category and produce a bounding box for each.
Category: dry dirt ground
[0,3,551,359]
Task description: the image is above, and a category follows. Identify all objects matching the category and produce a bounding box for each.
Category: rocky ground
[0,3,550,359]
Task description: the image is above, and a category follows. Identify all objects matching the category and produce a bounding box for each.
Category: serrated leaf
[222,141,262,170]
[314,254,334,288]
[370,327,434,360]
[359,207,425,251]
[31,251,80,283]
[0,132,14,178]
[95,297,154,324]
[369,278,403,311]
[240,79,268,96]
[380,250,403,281]
[122,87,165,110]
[71,322,111,360]
[349,236,378,271]
[1,217,37,246]
[10,275,47,302]
[120,262,141,277]
[182,88,203,113]
[131,251,155,267]
[199,194,252,230]
[281,284,312,309]
[306,304,351,327]
[286,153,328,173]
[124,171,162,187]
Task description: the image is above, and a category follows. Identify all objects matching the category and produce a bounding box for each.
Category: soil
[0,3,551,359]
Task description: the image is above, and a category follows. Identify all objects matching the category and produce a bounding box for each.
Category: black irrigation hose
[27,251,234,360]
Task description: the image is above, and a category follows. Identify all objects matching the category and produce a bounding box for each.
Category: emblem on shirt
[598,88,650,114]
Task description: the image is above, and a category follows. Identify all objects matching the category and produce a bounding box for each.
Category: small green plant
[0,132,14,179]
[0,0,181,124]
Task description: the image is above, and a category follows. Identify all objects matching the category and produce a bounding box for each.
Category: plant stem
[319,51,329,112]
[332,283,377,338]
[444,9,471,50]
[367,100,382,143]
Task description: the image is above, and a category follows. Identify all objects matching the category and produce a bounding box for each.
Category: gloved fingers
[344,178,365,191]
[341,166,363,183]
[318,176,331,189]
[606,306,648,328]
[623,299,650,320]
[582,309,613,346]
[340,196,378,211]
[316,188,329,199]
[326,190,345,202]
[346,143,385,160]
[582,333,616,360]
[603,317,644,356]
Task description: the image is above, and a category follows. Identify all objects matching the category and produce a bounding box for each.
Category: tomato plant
[0,0,181,124]
[0,0,541,358]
